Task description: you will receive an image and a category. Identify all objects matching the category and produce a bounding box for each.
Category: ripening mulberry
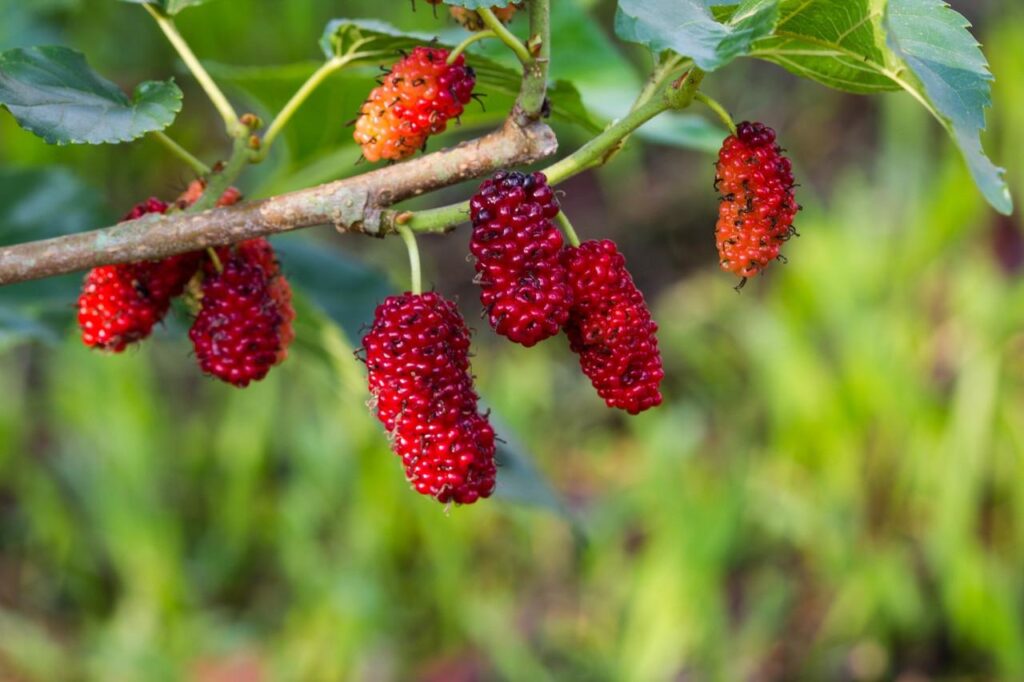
[174,179,243,210]
[469,171,572,347]
[562,240,664,415]
[449,4,519,31]
[353,46,476,163]
[715,121,799,280]
[189,239,294,387]
[78,198,204,352]
[362,292,497,504]
[123,196,170,221]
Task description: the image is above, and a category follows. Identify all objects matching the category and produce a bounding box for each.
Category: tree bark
[0,118,557,285]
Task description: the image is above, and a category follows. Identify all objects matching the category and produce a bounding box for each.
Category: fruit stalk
[397,225,422,296]
[151,131,211,176]
[447,30,498,64]
[477,7,532,64]
[142,3,244,138]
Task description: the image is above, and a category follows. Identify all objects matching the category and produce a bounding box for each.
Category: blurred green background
[1,1,1023,680]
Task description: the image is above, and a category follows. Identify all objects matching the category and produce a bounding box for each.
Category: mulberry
[715,121,799,280]
[78,198,203,351]
[362,292,497,504]
[469,171,572,347]
[354,46,476,163]
[562,240,664,414]
[189,239,294,387]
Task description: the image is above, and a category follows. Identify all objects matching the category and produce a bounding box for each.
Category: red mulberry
[715,121,799,280]
[469,171,572,347]
[78,198,203,351]
[362,292,497,504]
[354,46,476,163]
[189,239,294,387]
[562,240,664,415]
[78,183,248,353]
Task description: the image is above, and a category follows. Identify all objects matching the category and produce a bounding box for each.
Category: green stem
[543,93,672,185]
[205,246,224,273]
[694,91,737,135]
[190,136,252,213]
[666,67,706,110]
[406,72,707,234]
[516,0,550,118]
[632,53,688,114]
[556,211,581,248]
[600,53,689,168]
[396,225,422,295]
[404,96,671,233]
[143,4,243,138]
[477,8,531,65]
[151,131,211,175]
[260,57,346,154]
[448,30,497,64]
[402,202,470,234]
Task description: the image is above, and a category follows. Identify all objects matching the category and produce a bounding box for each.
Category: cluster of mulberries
[715,121,799,279]
[77,186,294,388]
[464,171,664,414]
[190,239,295,388]
[77,198,203,352]
[469,171,572,347]
[362,292,496,504]
[353,46,476,162]
[562,240,664,415]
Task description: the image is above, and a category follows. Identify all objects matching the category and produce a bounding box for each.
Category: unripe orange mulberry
[353,46,476,163]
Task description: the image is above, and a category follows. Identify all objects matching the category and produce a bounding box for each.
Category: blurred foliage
[0,1,1022,680]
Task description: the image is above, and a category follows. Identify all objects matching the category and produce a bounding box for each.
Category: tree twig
[0,119,557,285]
[513,0,551,123]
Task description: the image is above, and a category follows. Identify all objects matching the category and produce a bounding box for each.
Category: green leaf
[0,46,182,145]
[742,0,1011,214]
[317,18,600,132]
[118,0,217,15]
[884,0,1011,214]
[615,0,780,71]
[0,166,109,348]
[318,18,420,60]
[742,0,897,93]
